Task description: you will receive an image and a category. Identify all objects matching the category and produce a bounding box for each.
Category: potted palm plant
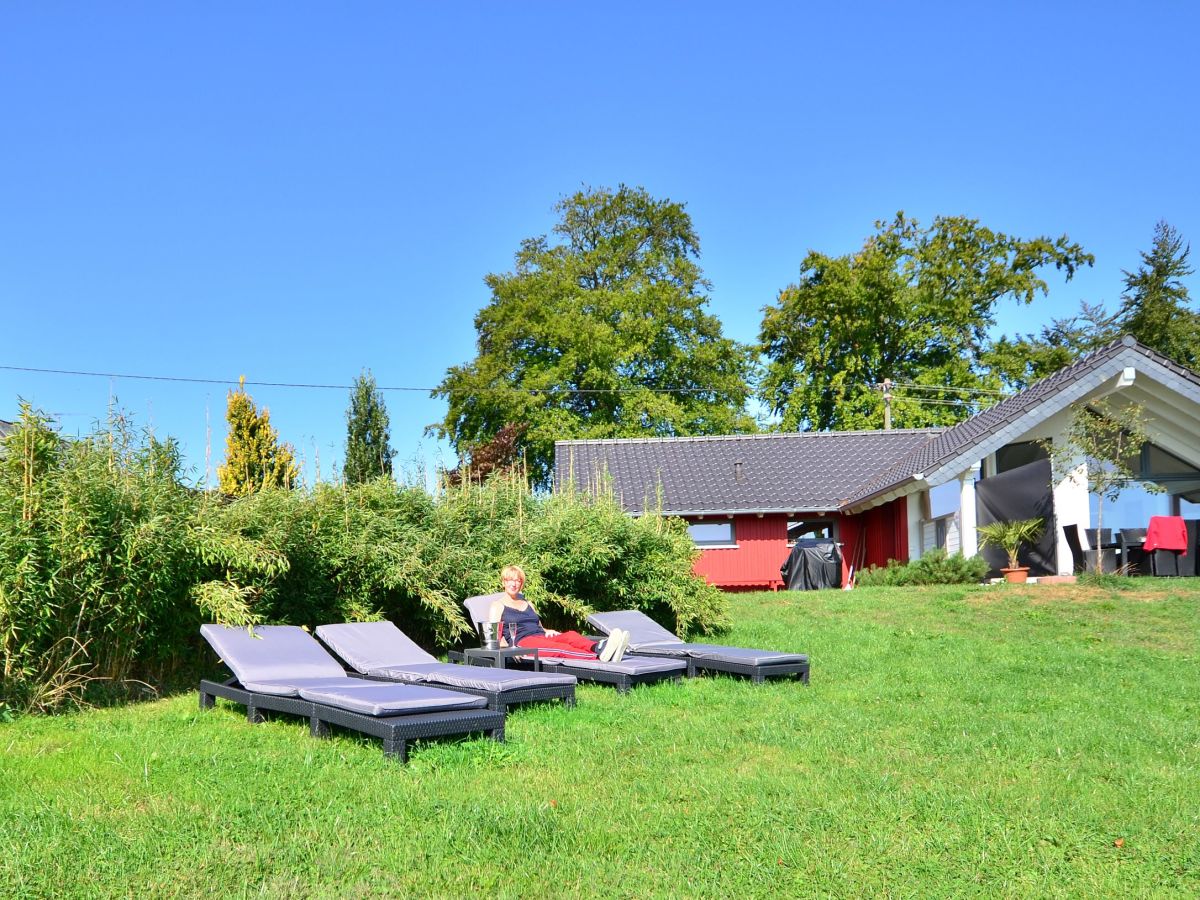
[977,518,1045,583]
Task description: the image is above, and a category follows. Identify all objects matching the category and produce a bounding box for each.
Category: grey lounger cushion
[539,655,684,675]
[367,661,574,692]
[315,620,438,669]
[238,676,379,697]
[316,621,576,693]
[644,644,802,666]
[200,623,487,713]
[462,593,506,630]
[299,683,485,716]
[588,610,807,664]
[587,610,687,650]
[201,623,350,692]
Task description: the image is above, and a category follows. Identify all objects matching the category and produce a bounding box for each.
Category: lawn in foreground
[1,580,1197,897]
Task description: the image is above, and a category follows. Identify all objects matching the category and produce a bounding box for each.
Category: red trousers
[516,630,598,659]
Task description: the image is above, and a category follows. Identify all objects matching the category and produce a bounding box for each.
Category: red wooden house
[554,429,934,590]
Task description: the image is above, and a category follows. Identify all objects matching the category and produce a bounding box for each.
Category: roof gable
[844,336,1200,509]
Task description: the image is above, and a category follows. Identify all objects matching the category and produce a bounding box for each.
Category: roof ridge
[555,427,945,448]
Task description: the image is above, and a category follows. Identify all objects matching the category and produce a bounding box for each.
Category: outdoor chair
[1185,520,1200,576]
[199,624,504,761]
[315,621,577,714]
[1062,524,1086,574]
[1065,523,1118,573]
[1119,528,1153,575]
[453,594,686,694]
[587,610,811,684]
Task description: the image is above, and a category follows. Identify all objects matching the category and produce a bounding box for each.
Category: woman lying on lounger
[489,565,630,662]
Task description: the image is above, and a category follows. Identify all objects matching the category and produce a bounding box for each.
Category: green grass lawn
[2,581,1198,898]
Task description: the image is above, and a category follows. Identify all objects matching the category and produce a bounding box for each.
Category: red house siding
[837,498,909,574]
[692,514,788,591]
[689,498,909,591]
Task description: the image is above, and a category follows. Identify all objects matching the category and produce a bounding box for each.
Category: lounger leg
[752,673,766,684]
[490,724,505,743]
[564,695,576,708]
[383,737,408,761]
[246,702,265,724]
[199,691,214,710]
[310,715,330,739]
[801,666,811,685]
[617,679,631,695]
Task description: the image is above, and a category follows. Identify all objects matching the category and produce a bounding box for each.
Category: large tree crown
[431,185,754,486]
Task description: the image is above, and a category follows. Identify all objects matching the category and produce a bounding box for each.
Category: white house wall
[907,492,923,560]
[906,408,1087,573]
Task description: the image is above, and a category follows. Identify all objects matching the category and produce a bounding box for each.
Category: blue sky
[3,2,1197,486]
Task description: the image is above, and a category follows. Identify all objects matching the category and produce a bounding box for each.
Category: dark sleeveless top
[499,600,544,644]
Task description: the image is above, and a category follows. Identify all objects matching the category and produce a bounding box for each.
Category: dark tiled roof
[0,419,13,440]
[843,336,1200,508]
[555,429,941,515]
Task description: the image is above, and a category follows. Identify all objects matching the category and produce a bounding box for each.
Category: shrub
[0,406,282,713]
[855,549,989,587]
[203,472,728,648]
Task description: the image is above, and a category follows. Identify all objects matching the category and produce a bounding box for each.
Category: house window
[995,441,1049,474]
[688,521,736,546]
[787,517,835,545]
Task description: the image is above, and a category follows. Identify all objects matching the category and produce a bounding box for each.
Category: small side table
[463,646,541,672]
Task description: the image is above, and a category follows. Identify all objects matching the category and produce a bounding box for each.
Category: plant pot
[1001,567,1030,583]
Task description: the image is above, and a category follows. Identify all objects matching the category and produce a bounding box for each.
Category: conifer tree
[218,378,298,496]
[1115,221,1198,365]
[343,370,394,484]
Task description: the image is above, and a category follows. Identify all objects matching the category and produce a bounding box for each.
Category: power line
[0,364,727,396]
[877,380,1011,398]
[1,363,1016,402]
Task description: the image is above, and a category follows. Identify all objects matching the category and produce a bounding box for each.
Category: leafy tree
[982,301,1118,392]
[444,422,527,486]
[431,185,756,486]
[218,378,297,496]
[343,370,395,484]
[1043,399,1162,573]
[1114,221,1197,365]
[759,213,1093,430]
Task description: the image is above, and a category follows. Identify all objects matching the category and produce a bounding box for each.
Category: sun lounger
[199,624,505,761]
[587,611,810,684]
[454,594,686,693]
[315,621,577,714]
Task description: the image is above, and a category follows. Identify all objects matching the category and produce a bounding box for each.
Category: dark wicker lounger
[315,621,577,714]
[456,594,686,694]
[587,610,811,684]
[199,624,504,762]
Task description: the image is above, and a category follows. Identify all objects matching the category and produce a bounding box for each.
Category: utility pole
[882,379,893,429]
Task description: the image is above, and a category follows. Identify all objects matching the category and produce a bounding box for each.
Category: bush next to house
[0,409,724,714]
[855,549,989,586]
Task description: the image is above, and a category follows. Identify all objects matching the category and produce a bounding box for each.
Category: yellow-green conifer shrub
[218,378,298,496]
